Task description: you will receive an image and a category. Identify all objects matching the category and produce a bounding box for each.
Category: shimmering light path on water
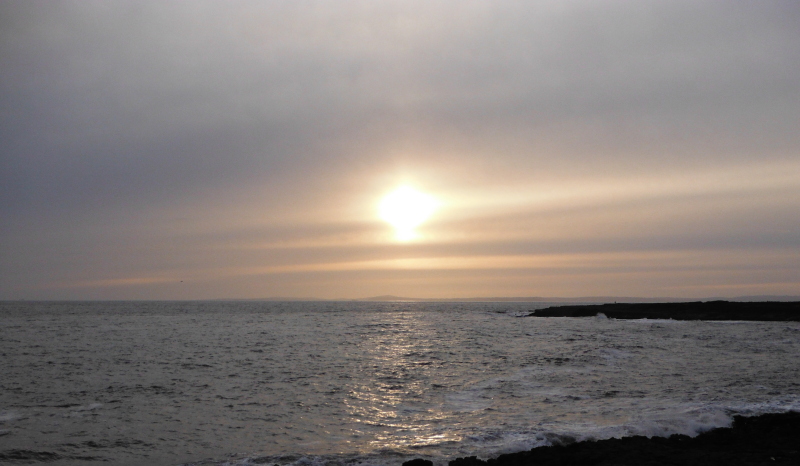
[1,301,799,465]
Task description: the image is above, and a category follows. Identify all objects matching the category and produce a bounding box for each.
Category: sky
[2,0,799,300]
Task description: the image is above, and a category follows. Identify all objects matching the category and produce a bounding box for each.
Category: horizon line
[3,295,800,303]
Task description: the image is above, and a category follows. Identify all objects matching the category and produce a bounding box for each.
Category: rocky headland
[528,300,800,321]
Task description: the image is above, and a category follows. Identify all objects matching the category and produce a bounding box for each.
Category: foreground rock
[529,300,800,321]
[447,411,800,466]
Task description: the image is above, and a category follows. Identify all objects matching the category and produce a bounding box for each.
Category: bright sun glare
[379,186,439,241]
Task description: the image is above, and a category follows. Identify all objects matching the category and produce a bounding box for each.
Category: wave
[178,399,800,466]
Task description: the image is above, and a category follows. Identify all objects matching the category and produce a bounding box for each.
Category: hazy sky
[2,0,799,300]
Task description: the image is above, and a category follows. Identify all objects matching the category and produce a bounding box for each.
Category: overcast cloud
[2,0,799,299]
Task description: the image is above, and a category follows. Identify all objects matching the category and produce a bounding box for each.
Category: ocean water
[1,301,799,466]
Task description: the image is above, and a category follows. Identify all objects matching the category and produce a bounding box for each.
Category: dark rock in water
[449,456,484,466]
[404,459,434,466]
[528,300,800,321]
[449,412,800,466]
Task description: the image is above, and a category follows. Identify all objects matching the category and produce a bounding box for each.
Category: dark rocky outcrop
[529,301,800,321]
[446,411,800,466]
[403,459,434,466]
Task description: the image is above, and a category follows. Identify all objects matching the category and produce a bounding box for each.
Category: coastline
[529,301,800,321]
[437,411,800,466]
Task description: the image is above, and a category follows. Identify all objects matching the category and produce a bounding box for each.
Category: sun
[379,186,439,241]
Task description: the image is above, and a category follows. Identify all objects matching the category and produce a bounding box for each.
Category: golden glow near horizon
[379,186,439,241]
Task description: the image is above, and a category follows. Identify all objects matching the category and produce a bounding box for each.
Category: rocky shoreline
[528,300,800,321]
[403,412,800,466]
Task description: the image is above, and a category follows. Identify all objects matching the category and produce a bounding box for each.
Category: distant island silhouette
[356,295,800,303]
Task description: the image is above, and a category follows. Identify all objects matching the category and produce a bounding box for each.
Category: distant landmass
[10,296,799,303]
[357,295,800,303]
[213,295,800,304]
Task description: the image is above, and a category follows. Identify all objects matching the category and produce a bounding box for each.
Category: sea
[1,301,799,466]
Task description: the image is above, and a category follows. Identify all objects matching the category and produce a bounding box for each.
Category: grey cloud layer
[2,0,799,298]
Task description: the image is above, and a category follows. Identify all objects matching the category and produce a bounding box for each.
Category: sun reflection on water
[341,308,461,453]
